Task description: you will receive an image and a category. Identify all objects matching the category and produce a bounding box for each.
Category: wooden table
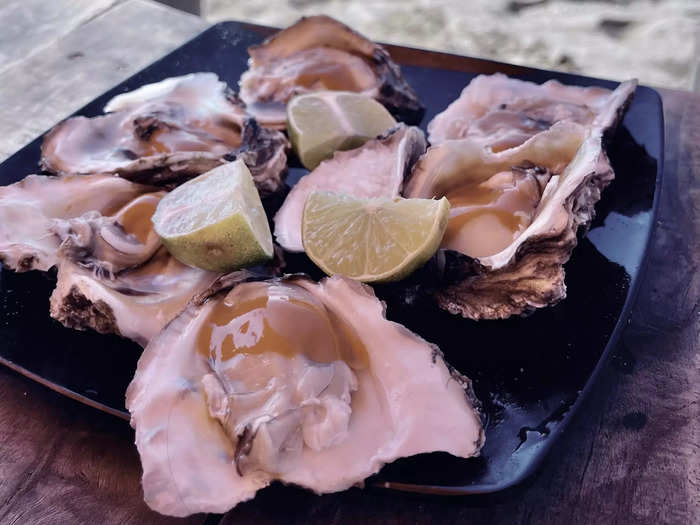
[0,1,698,523]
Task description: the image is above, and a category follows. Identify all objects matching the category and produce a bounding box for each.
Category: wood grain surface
[0,1,698,524]
[0,0,206,161]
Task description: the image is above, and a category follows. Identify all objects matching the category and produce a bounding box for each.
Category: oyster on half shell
[41,73,289,195]
[127,272,483,516]
[49,192,217,346]
[404,78,636,320]
[239,15,424,128]
[274,124,427,252]
[0,174,154,272]
[428,73,637,150]
[405,122,612,319]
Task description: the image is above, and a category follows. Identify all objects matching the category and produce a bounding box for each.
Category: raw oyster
[126,272,483,516]
[41,73,289,194]
[49,192,217,346]
[274,124,427,252]
[0,174,153,272]
[53,192,165,276]
[50,247,216,347]
[428,73,636,149]
[405,122,614,319]
[239,15,424,128]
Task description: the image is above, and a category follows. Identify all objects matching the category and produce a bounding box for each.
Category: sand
[204,0,699,90]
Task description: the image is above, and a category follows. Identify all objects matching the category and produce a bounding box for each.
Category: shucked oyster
[405,122,611,319]
[428,73,636,149]
[41,73,289,194]
[404,77,636,320]
[0,174,153,272]
[49,192,217,346]
[127,272,483,516]
[274,124,427,252]
[50,247,216,347]
[239,15,424,128]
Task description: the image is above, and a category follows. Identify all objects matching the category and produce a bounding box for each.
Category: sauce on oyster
[442,165,550,257]
[196,280,368,369]
[117,193,161,245]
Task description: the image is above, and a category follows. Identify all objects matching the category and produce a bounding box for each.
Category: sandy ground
[204,0,699,90]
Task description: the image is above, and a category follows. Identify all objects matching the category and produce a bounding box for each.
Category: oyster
[404,75,636,320]
[239,15,424,128]
[274,124,427,252]
[126,272,483,516]
[41,73,289,194]
[405,122,615,319]
[50,247,216,347]
[427,73,637,149]
[53,192,165,276]
[0,174,153,272]
[49,192,217,346]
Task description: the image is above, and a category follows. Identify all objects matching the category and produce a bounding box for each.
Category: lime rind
[152,160,273,272]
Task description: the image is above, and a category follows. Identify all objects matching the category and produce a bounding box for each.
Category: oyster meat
[49,192,217,346]
[41,73,289,194]
[428,73,636,149]
[0,174,154,272]
[239,15,424,128]
[127,272,483,516]
[274,124,427,252]
[405,122,614,319]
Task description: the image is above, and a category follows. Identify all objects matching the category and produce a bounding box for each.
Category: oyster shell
[49,192,217,346]
[40,73,289,194]
[239,16,424,128]
[126,272,483,516]
[405,122,615,319]
[428,73,637,149]
[274,124,427,252]
[0,174,153,272]
[50,247,216,347]
[404,76,636,320]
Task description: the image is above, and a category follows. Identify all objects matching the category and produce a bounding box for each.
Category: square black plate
[0,21,663,495]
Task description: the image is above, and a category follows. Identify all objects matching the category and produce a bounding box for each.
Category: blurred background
[161,0,700,91]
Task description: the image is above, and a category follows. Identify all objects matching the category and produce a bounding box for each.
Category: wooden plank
[0,0,207,161]
[0,0,120,74]
[0,367,204,524]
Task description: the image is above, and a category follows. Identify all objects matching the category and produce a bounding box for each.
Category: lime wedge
[152,160,273,272]
[302,192,450,282]
[287,91,397,170]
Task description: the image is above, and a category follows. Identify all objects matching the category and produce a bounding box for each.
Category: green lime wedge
[302,191,450,282]
[152,160,273,272]
[287,91,396,170]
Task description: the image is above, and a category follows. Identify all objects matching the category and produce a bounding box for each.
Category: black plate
[0,21,663,494]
